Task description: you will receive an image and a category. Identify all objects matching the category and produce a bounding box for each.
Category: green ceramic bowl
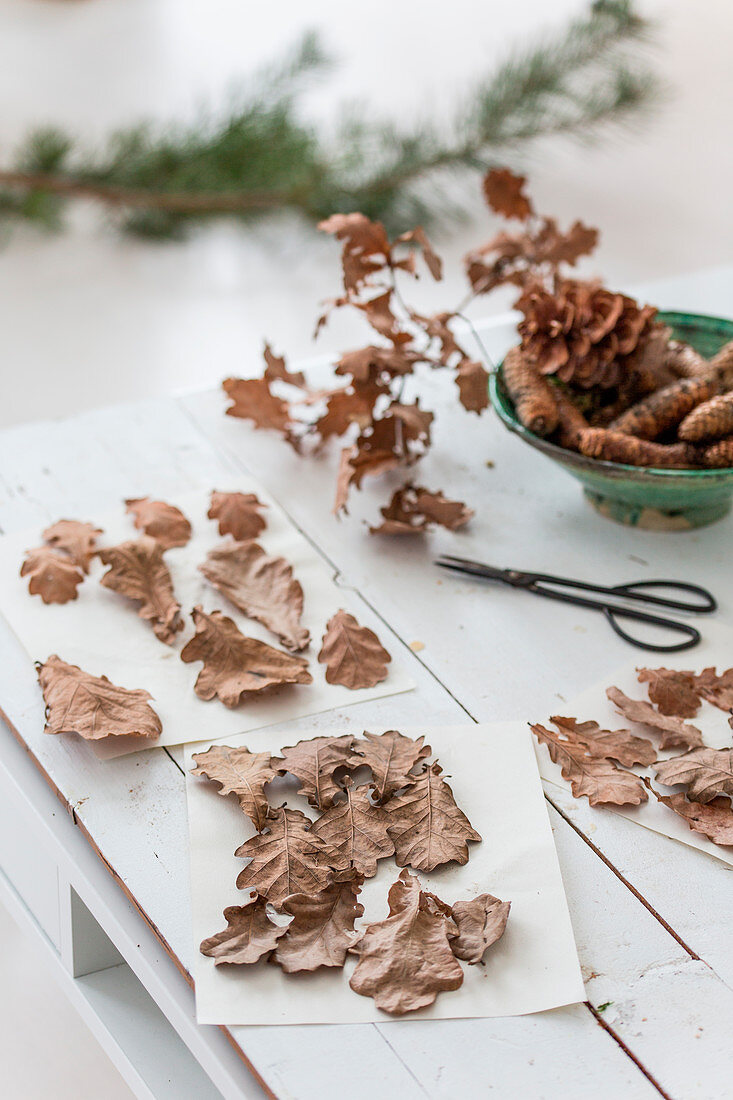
[490,311,733,529]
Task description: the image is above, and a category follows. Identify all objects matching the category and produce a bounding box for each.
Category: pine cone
[700,436,733,468]
[665,340,708,379]
[678,392,733,442]
[610,375,727,440]
[578,429,697,468]
[710,339,733,375]
[502,346,559,436]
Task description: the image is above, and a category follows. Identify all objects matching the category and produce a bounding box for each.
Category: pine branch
[0,3,662,239]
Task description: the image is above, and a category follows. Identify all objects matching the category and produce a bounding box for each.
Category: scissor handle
[608,579,717,614]
[601,605,701,652]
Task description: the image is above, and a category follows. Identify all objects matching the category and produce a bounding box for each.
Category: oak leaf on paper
[531,722,647,807]
[42,520,102,572]
[317,609,391,690]
[180,606,311,708]
[694,667,733,713]
[200,897,287,965]
[636,668,701,718]
[274,734,357,810]
[448,893,511,965]
[643,779,733,847]
[207,491,268,542]
[482,168,533,221]
[190,744,277,830]
[369,485,473,535]
[263,341,306,387]
[456,360,490,414]
[385,762,481,871]
[99,536,183,644]
[222,376,292,433]
[311,778,395,877]
[349,869,463,1014]
[606,686,703,751]
[199,541,310,652]
[38,654,162,741]
[654,748,733,804]
[235,807,333,905]
[354,729,431,804]
[272,872,365,973]
[21,547,84,604]
[548,716,657,768]
[125,497,192,550]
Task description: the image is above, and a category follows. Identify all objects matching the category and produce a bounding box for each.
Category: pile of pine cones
[503,327,733,470]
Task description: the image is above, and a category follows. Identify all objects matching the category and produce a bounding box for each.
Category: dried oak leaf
[606,686,703,750]
[531,722,647,806]
[21,547,84,604]
[456,360,490,414]
[318,212,392,293]
[482,168,533,221]
[311,778,395,877]
[370,484,474,536]
[395,227,443,280]
[181,606,311,708]
[548,716,657,768]
[272,872,365,973]
[637,668,701,718]
[694,667,733,712]
[315,388,379,440]
[199,541,310,652]
[222,377,292,433]
[190,744,276,830]
[274,734,357,810]
[449,894,511,965]
[38,654,161,741]
[318,609,391,689]
[125,497,192,550]
[200,897,287,965]
[263,341,306,387]
[643,779,733,846]
[385,762,481,871]
[354,729,432,803]
[42,520,102,572]
[207,491,268,541]
[99,536,183,644]
[235,806,333,904]
[654,748,733,804]
[349,868,463,1014]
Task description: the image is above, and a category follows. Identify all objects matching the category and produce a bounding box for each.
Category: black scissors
[435,556,717,653]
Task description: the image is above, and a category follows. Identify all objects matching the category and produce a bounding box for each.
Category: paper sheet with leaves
[184,723,585,1025]
[0,487,413,757]
[534,619,733,867]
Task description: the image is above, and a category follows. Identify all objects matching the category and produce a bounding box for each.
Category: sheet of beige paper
[534,618,733,867]
[0,487,413,756]
[184,723,586,1026]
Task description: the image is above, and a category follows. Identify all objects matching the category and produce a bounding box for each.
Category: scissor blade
[434,556,516,582]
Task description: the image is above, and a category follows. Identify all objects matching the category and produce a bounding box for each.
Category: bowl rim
[490,310,733,479]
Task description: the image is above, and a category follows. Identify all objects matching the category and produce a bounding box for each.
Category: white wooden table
[1,267,733,1100]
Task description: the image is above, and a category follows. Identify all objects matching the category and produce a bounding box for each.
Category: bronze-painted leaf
[694,667,733,712]
[354,729,431,803]
[482,168,533,220]
[42,520,102,572]
[606,686,703,750]
[531,722,647,807]
[637,668,701,718]
[125,497,192,549]
[548,716,657,768]
[449,894,511,964]
[190,744,276,830]
[456,360,490,414]
[235,807,333,904]
[385,762,481,871]
[21,547,84,604]
[272,873,364,972]
[207,491,268,541]
[38,654,162,741]
[311,779,394,876]
[222,376,291,432]
[199,541,310,652]
[200,897,287,965]
[318,609,391,689]
[180,606,311,708]
[263,341,305,387]
[654,748,733,804]
[99,536,183,644]
[349,869,463,1014]
[644,779,733,846]
[274,734,356,810]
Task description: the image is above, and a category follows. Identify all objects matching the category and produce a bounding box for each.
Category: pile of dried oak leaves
[222,168,733,516]
[532,665,733,847]
[193,728,510,1014]
[23,494,393,742]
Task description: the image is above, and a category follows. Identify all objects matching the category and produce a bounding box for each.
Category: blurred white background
[0,0,731,1096]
